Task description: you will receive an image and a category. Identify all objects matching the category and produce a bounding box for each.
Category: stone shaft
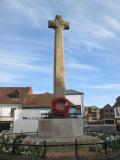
[48,15,69,98]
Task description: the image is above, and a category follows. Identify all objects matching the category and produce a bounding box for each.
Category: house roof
[116,96,120,101]
[23,93,54,107]
[65,89,84,95]
[103,104,112,109]
[23,92,75,108]
[0,87,79,107]
[0,87,32,104]
[113,96,120,108]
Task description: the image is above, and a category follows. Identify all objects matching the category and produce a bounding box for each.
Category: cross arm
[48,15,69,30]
[62,21,69,30]
[48,20,56,29]
[48,20,69,30]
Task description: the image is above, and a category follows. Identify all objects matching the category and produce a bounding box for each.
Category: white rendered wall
[66,94,84,114]
[114,107,120,118]
[13,109,48,133]
[0,104,21,117]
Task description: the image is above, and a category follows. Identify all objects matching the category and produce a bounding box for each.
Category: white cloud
[0,54,52,74]
[104,16,120,31]
[67,75,86,81]
[67,63,98,70]
[0,73,16,83]
[0,49,49,62]
[5,0,53,28]
[83,83,120,89]
[66,58,101,71]
[0,35,46,45]
[90,25,115,39]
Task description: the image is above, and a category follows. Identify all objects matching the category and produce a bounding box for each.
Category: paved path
[22,134,100,144]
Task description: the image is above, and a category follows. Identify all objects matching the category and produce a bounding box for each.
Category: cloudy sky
[0,0,120,107]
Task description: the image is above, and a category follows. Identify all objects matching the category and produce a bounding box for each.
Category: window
[105,109,108,112]
[13,90,20,98]
[105,115,108,117]
[8,90,20,99]
[11,108,16,117]
[76,105,81,114]
[105,120,114,124]
[92,118,97,120]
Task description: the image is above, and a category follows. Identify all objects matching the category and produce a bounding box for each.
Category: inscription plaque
[38,118,83,138]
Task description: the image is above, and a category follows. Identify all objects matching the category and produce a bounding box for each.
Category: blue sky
[0,0,120,107]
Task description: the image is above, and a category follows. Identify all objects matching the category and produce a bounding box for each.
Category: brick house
[0,87,84,131]
[84,106,100,124]
[100,104,115,125]
[0,87,32,130]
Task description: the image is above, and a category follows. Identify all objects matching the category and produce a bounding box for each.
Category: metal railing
[0,138,120,159]
[41,112,82,118]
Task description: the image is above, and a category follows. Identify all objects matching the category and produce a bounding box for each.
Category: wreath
[51,97,70,115]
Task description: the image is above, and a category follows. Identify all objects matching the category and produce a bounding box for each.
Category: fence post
[12,142,16,155]
[43,140,46,158]
[2,133,4,142]
[75,139,78,158]
[113,131,115,139]
[104,141,107,155]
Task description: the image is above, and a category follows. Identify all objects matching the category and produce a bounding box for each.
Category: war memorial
[38,15,83,140]
[12,15,100,143]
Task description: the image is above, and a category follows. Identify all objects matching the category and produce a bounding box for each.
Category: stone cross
[48,15,69,98]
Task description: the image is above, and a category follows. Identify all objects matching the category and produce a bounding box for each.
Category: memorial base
[38,117,83,138]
